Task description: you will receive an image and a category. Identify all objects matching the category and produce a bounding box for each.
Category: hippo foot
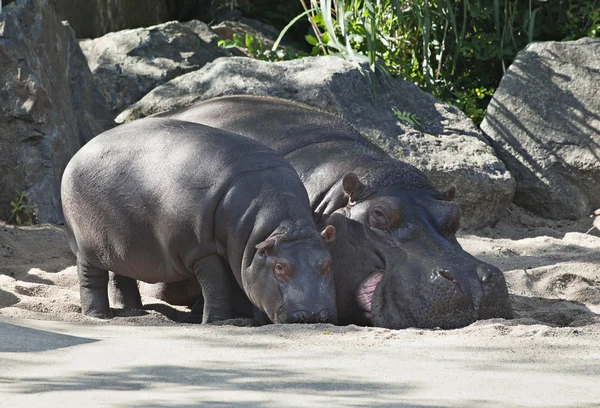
[202,312,234,324]
[83,308,113,319]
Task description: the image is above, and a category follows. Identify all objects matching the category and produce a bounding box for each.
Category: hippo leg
[77,258,112,319]
[193,255,235,323]
[108,272,143,311]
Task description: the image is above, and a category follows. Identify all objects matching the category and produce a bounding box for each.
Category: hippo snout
[421,262,511,327]
[287,308,335,324]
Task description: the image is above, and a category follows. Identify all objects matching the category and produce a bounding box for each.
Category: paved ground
[1,316,599,407]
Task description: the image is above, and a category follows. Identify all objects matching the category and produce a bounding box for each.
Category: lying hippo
[61,117,337,323]
[153,95,512,327]
[142,213,510,328]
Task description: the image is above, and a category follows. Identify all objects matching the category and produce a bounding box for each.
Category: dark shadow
[0,322,98,352]
[0,289,20,308]
[0,363,436,407]
[510,294,599,327]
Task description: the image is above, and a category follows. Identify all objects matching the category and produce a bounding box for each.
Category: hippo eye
[369,208,389,230]
[273,263,289,282]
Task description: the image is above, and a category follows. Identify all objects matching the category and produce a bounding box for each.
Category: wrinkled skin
[61,118,337,324]
[154,95,512,327]
[324,214,511,329]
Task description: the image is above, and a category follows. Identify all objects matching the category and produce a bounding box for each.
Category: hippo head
[244,219,337,324]
[330,173,512,329]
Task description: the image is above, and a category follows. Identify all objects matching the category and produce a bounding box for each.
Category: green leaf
[232,33,243,47]
[305,34,318,46]
[392,108,421,126]
[217,39,237,49]
[245,33,254,48]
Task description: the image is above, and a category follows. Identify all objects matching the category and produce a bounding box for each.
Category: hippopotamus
[141,213,511,328]
[61,117,337,323]
[152,95,512,327]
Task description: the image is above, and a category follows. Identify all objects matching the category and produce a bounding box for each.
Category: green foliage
[392,108,421,127]
[8,191,28,225]
[273,0,599,124]
[218,33,309,61]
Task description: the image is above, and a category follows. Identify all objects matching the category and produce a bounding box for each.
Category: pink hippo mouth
[356,272,384,321]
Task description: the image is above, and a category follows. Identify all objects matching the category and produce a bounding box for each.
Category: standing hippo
[61,117,337,323]
[152,95,512,327]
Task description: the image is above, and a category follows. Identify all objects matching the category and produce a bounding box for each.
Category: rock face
[53,0,170,39]
[117,56,514,228]
[79,20,234,114]
[482,38,600,220]
[0,0,114,224]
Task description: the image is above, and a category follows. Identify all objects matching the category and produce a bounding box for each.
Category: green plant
[392,108,421,127]
[8,190,28,225]
[218,33,308,61]
[272,0,598,124]
[225,0,597,124]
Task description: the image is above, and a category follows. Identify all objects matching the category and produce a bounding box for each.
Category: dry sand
[1,204,599,407]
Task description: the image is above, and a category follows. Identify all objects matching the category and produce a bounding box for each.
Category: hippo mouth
[356,271,384,321]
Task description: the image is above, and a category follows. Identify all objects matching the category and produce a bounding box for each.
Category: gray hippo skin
[61,117,337,323]
[154,95,512,328]
[143,213,510,329]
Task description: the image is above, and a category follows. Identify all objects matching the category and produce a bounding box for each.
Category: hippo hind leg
[77,258,112,319]
[108,272,144,312]
[193,254,235,324]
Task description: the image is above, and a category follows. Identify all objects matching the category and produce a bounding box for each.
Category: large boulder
[53,0,170,39]
[116,56,515,228]
[79,20,235,114]
[0,0,114,224]
[481,38,600,220]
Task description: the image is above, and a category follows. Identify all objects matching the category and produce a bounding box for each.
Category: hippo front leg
[193,255,235,323]
[108,272,144,311]
[77,258,112,319]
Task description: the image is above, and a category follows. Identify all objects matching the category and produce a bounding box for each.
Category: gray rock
[79,20,234,114]
[53,0,170,39]
[0,0,114,224]
[117,56,514,228]
[481,38,600,220]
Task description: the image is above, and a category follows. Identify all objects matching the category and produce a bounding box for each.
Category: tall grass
[278,0,600,122]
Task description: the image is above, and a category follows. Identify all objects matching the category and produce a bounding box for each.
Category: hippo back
[155,95,388,157]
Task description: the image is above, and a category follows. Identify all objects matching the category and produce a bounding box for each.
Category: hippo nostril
[476,264,492,283]
[439,270,455,281]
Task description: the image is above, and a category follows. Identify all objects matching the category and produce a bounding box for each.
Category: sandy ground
[1,204,599,407]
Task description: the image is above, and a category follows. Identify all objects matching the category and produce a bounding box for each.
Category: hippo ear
[321,225,336,243]
[442,185,456,201]
[342,173,365,202]
[256,239,276,256]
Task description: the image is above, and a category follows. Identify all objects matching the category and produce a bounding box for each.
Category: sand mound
[1,207,599,331]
